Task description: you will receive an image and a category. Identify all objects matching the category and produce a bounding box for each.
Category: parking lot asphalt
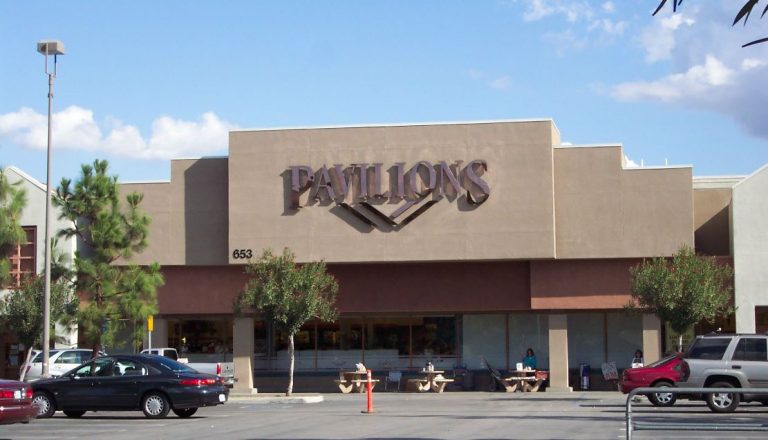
[3,391,767,440]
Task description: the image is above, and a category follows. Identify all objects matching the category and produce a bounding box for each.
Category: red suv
[620,353,683,406]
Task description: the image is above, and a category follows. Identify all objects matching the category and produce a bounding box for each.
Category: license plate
[218,394,226,403]
[14,390,21,399]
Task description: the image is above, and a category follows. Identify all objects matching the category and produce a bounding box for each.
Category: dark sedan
[0,379,37,425]
[31,354,228,419]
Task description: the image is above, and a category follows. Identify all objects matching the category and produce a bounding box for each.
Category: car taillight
[216,363,221,376]
[0,388,30,399]
[180,378,218,386]
[680,361,690,382]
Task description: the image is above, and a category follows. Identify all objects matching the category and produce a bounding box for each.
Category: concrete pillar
[642,314,662,363]
[233,317,254,391]
[548,314,571,392]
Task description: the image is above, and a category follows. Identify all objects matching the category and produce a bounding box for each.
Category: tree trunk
[678,334,683,352]
[18,348,34,381]
[287,333,295,396]
[92,342,102,359]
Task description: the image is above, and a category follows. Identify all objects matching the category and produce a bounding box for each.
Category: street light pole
[37,40,64,379]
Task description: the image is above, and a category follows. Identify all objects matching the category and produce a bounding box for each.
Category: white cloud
[489,76,512,90]
[511,1,627,51]
[639,14,695,63]
[741,58,767,71]
[466,69,485,80]
[613,55,735,102]
[466,69,514,91]
[0,106,236,160]
[520,0,594,23]
[613,4,768,140]
[589,18,626,35]
[544,29,588,55]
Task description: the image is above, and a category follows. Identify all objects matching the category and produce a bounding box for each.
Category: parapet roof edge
[117,156,228,184]
[231,118,558,133]
[120,180,170,185]
[554,143,622,149]
[171,155,228,161]
[733,162,768,189]
[624,165,692,170]
[3,165,47,192]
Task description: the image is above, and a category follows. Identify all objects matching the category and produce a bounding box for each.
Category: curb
[228,394,324,404]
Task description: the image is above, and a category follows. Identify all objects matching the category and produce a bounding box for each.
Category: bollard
[361,369,374,414]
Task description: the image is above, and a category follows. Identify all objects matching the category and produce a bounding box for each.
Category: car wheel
[648,381,677,407]
[32,391,56,418]
[705,381,740,413]
[172,407,198,418]
[142,392,171,418]
[63,410,86,418]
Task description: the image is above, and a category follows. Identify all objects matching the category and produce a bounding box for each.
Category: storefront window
[366,318,410,355]
[412,316,456,356]
[275,324,315,351]
[168,318,233,360]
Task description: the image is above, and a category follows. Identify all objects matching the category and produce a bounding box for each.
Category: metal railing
[626,386,768,440]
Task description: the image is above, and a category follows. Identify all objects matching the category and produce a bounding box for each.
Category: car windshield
[32,350,59,363]
[152,356,197,373]
[645,354,678,368]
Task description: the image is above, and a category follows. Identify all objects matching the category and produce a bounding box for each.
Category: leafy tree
[237,248,338,396]
[55,160,163,352]
[627,245,733,351]
[0,168,27,286]
[1,271,78,380]
[654,0,768,47]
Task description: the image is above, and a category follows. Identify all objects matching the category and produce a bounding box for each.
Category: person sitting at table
[522,348,537,370]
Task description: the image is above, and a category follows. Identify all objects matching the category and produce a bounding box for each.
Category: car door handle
[732,365,742,369]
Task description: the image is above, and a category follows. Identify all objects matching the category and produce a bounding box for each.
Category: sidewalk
[227,389,325,404]
[226,389,627,404]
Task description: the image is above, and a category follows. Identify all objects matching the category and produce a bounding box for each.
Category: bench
[501,375,545,392]
[407,377,454,393]
[334,378,380,393]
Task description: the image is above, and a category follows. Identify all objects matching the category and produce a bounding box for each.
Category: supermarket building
[103,119,763,391]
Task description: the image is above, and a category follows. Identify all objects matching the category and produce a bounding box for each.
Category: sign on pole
[147,315,154,350]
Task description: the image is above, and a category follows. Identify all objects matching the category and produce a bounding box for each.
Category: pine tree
[55,160,164,352]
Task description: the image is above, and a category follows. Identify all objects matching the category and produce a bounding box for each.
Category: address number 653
[232,249,253,259]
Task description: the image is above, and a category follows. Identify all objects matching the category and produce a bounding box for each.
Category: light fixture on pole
[37,40,64,379]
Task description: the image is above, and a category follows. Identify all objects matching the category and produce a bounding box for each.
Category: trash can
[579,363,590,390]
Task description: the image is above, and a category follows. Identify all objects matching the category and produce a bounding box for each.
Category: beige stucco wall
[553,147,693,258]
[119,121,697,266]
[228,121,558,263]
[693,178,738,256]
[732,164,768,333]
[120,158,229,266]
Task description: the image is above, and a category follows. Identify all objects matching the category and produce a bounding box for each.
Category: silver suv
[24,349,104,381]
[678,333,768,412]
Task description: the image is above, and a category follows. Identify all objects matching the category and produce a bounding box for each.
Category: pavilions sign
[287,160,490,230]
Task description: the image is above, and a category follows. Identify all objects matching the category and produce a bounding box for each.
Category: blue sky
[2,1,767,184]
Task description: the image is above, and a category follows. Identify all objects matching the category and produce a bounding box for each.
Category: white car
[23,349,104,381]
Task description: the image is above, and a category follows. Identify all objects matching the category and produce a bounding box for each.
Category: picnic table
[334,371,380,393]
[501,369,548,392]
[407,369,454,393]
